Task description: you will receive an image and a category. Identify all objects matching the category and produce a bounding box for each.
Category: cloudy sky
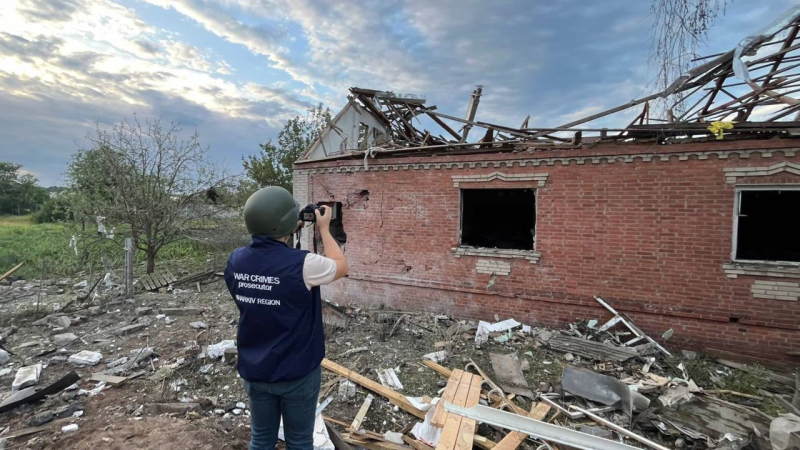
[0,0,795,185]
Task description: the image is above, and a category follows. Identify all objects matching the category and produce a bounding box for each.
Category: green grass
[0,215,217,280]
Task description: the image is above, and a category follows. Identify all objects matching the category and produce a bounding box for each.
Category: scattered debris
[657,379,700,407]
[115,322,148,336]
[349,394,373,432]
[322,358,425,419]
[594,296,671,357]
[338,380,356,399]
[189,321,208,329]
[61,424,79,433]
[475,319,520,345]
[771,414,800,450]
[161,307,203,316]
[340,346,368,358]
[562,366,649,417]
[548,334,639,362]
[488,352,533,399]
[68,350,103,366]
[12,364,42,391]
[207,340,235,359]
[658,395,771,446]
[0,371,80,413]
[53,332,78,346]
[422,351,448,363]
[375,368,404,390]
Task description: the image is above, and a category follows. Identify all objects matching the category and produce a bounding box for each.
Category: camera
[299,202,340,223]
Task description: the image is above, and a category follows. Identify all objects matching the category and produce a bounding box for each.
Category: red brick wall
[297,139,800,362]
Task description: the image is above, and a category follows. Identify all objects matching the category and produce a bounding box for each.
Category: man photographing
[224,186,348,450]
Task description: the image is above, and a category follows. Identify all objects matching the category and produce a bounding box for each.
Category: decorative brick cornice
[452,246,541,264]
[452,171,548,187]
[297,147,798,175]
[724,161,800,184]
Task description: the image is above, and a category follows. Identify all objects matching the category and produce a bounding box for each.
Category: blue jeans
[243,365,321,450]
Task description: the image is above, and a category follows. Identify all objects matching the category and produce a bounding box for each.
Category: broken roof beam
[423,110,534,140]
[461,85,482,142]
[423,112,462,143]
[386,102,422,140]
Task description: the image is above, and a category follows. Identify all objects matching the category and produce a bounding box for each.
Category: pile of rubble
[1,273,798,450]
[313,297,800,450]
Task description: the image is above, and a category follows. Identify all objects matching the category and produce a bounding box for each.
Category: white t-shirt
[303,253,338,290]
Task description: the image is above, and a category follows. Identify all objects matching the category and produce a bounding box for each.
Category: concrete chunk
[189,321,208,329]
[69,350,103,366]
[116,323,148,336]
[0,349,9,365]
[12,364,42,390]
[135,307,154,316]
[144,402,200,415]
[53,333,78,346]
[52,316,71,328]
[161,307,202,316]
[207,340,235,359]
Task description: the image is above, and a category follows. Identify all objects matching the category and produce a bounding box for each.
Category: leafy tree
[242,104,330,193]
[0,162,49,215]
[65,117,229,273]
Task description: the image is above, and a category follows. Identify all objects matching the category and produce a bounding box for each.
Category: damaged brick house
[292,11,800,362]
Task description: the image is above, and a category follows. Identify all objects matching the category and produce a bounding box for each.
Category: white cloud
[140,0,316,88]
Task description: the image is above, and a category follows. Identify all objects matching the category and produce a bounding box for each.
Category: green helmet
[243,186,299,237]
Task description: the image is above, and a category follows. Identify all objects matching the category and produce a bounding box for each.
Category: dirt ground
[0,275,795,450]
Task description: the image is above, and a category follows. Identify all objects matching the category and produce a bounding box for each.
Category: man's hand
[315,205,332,232]
[296,220,304,231]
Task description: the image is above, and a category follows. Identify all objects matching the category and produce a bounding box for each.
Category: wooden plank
[432,369,464,427]
[422,360,452,378]
[91,372,128,385]
[404,436,434,450]
[165,269,176,283]
[323,416,351,428]
[350,394,373,432]
[473,436,497,450]
[141,275,154,291]
[0,261,25,282]
[341,434,411,450]
[452,376,483,450]
[322,358,425,419]
[425,111,463,142]
[435,373,474,450]
[154,271,167,287]
[492,403,551,450]
[161,270,173,285]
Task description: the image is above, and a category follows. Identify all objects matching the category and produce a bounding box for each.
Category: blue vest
[224,236,325,383]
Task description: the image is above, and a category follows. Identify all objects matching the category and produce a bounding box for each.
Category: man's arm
[315,206,348,280]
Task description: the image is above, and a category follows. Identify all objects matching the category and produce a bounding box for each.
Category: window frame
[457,187,538,252]
[731,184,800,266]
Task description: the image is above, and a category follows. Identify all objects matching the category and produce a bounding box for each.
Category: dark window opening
[461,189,535,250]
[357,123,369,150]
[736,190,800,262]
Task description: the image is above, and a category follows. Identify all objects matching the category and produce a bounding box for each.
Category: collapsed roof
[301,6,800,162]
